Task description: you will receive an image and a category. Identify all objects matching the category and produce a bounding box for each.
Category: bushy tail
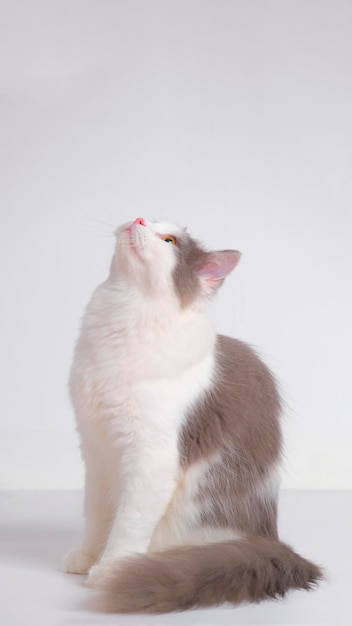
[93,536,323,614]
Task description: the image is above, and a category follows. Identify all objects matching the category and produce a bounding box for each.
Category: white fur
[149,453,243,551]
[65,219,219,581]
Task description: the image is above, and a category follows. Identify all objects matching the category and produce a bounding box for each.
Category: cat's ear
[195,250,241,284]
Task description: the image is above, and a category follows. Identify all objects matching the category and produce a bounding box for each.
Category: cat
[64,216,322,613]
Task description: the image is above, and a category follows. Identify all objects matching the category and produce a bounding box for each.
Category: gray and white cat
[64,217,322,613]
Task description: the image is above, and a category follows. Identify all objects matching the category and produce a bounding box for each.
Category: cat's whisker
[79,213,117,238]
[116,242,137,249]
[89,218,116,230]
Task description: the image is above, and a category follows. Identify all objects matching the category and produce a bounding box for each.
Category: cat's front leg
[64,446,114,574]
[86,444,179,587]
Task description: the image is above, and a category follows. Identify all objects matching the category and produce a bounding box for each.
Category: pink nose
[133,217,145,226]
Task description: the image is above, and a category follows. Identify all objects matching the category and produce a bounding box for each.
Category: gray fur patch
[179,335,282,537]
[171,233,208,307]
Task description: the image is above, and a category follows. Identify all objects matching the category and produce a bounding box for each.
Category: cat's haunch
[65,218,323,613]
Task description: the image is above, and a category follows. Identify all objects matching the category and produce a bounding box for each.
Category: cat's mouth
[125,225,145,261]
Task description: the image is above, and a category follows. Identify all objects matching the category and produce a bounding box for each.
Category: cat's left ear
[195,250,241,284]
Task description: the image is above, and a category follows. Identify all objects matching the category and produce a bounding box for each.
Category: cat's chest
[74,352,215,443]
[71,310,215,433]
[78,324,205,382]
[78,292,215,379]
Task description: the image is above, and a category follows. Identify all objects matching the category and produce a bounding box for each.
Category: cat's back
[179,334,282,470]
[216,334,280,411]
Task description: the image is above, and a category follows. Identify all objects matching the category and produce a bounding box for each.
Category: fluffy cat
[64,217,322,613]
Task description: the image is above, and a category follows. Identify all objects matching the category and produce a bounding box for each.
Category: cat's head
[112,217,240,310]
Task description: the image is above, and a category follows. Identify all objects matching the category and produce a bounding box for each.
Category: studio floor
[0,490,351,626]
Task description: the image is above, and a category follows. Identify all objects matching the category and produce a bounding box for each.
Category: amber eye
[162,235,177,245]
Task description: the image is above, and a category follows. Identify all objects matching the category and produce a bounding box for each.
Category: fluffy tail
[93,536,323,614]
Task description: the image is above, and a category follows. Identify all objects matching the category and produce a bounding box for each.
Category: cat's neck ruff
[80,278,216,380]
[93,275,211,328]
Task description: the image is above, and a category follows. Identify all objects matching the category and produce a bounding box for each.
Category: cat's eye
[162,235,177,245]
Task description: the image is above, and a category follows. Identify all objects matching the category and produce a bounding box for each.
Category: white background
[0,0,351,490]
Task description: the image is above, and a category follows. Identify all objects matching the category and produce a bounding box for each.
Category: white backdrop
[1,0,351,490]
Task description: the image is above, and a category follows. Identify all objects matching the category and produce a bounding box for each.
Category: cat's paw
[86,559,118,589]
[64,549,98,575]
